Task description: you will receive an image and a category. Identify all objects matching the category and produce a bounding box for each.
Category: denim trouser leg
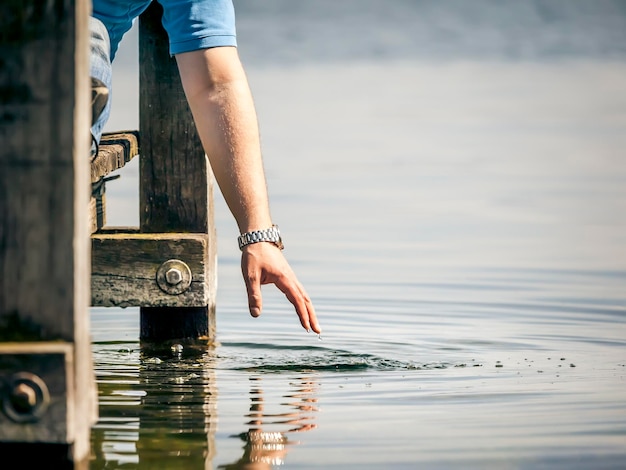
[89,16,112,148]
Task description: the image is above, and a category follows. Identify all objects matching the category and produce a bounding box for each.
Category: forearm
[176,47,321,333]
[176,47,272,233]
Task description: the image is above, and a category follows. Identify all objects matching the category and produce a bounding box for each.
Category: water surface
[90,2,626,468]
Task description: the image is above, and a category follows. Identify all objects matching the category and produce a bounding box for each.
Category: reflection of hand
[281,378,319,432]
[241,242,321,333]
[244,430,289,468]
[219,376,320,469]
[219,431,288,470]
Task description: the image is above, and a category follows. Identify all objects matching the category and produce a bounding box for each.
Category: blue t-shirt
[92,0,237,60]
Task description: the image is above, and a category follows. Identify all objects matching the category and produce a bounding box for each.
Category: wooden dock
[0,1,217,466]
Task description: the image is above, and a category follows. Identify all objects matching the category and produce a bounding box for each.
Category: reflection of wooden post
[138,2,217,344]
[0,0,95,466]
[136,354,218,468]
[89,351,217,468]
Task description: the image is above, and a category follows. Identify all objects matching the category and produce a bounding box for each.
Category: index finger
[274,276,321,334]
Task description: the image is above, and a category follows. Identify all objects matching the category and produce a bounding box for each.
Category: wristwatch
[238,224,284,251]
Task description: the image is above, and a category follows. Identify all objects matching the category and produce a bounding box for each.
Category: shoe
[90,77,109,160]
[91,77,109,126]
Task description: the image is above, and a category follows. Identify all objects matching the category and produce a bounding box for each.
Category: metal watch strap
[238,225,284,251]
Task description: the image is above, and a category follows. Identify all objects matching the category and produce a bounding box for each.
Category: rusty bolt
[2,372,50,422]
[10,383,37,414]
[165,268,183,285]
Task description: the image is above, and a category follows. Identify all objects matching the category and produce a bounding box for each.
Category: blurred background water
[89,1,626,468]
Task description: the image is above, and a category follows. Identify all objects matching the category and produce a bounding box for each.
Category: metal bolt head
[165,268,183,285]
[2,372,50,423]
[156,259,192,295]
[10,383,37,413]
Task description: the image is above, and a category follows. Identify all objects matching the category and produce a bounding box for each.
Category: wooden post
[0,0,96,466]
[138,2,217,343]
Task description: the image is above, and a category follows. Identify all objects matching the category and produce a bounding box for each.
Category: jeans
[90,16,112,148]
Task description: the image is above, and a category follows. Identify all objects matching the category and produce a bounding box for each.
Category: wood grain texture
[139,3,210,234]
[0,0,95,461]
[138,2,217,341]
[0,0,88,340]
[90,130,139,183]
[0,343,72,443]
[89,131,139,233]
[91,233,210,307]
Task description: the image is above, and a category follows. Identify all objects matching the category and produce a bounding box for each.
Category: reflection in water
[91,344,218,469]
[135,349,218,468]
[90,344,320,469]
[95,1,626,465]
[220,376,319,469]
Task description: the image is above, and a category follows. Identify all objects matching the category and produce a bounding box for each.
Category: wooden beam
[0,343,73,443]
[89,191,107,234]
[88,131,139,234]
[139,7,210,234]
[138,3,217,342]
[0,0,95,464]
[91,232,211,308]
[90,130,139,183]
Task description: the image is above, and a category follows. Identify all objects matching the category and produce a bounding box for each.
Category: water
[90,1,626,468]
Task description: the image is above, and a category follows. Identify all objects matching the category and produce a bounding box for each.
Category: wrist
[238,224,284,251]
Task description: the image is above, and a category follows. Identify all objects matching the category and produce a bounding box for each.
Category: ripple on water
[218,341,477,373]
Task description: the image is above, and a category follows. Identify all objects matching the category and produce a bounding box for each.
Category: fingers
[274,276,322,334]
[244,271,263,318]
[241,244,321,333]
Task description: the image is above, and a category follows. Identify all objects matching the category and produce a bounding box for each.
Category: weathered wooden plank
[0,1,89,334]
[0,343,73,443]
[89,181,108,234]
[0,0,95,463]
[88,131,137,234]
[91,233,210,308]
[89,195,98,234]
[138,3,217,341]
[90,130,139,183]
[139,6,210,234]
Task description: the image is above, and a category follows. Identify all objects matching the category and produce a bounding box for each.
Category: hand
[241,242,321,334]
